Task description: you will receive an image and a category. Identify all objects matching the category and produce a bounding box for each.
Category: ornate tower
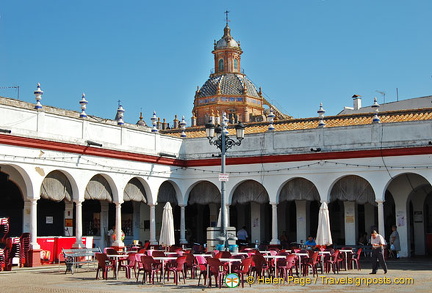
[192,16,265,126]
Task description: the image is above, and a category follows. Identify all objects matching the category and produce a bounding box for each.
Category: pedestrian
[370,230,387,274]
[237,226,248,245]
[389,225,401,259]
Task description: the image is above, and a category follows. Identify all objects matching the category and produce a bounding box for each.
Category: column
[149,204,157,245]
[344,201,357,245]
[112,202,124,247]
[376,200,385,236]
[72,200,84,248]
[179,205,187,244]
[29,199,40,250]
[270,203,280,245]
[28,198,41,267]
[225,204,230,227]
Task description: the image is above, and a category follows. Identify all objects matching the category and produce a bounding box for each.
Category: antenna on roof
[376,90,386,104]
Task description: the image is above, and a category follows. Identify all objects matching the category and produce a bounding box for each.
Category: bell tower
[192,13,266,126]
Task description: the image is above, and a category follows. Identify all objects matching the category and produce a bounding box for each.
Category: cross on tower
[224,10,230,25]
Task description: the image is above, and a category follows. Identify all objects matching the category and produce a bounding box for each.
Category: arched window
[218,59,224,71]
[234,59,238,70]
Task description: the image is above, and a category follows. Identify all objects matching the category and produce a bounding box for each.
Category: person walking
[370,230,387,274]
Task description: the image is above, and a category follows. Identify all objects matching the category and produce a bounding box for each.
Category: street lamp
[205,113,245,250]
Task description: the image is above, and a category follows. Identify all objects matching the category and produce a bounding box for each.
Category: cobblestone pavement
[1,258,431,293]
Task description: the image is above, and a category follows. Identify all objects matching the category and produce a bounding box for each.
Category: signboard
[219,173,229,181]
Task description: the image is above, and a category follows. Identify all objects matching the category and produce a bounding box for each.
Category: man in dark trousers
[369,230,387,274]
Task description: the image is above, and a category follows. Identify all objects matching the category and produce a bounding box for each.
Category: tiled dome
[196,73,260,98]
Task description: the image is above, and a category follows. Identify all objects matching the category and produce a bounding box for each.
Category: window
[234,59,238,70]
[219,59,224,71]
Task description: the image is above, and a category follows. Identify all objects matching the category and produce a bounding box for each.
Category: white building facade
[1,93,432,265]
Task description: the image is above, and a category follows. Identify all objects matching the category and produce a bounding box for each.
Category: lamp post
[205,113,245,250]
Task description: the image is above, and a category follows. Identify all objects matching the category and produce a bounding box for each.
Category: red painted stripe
[0,134,183,166]
[0,134,430,168]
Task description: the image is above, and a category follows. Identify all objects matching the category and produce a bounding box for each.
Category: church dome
[196,73,260,99]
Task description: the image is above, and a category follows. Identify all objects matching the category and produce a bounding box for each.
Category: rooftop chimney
[352,95,362,110]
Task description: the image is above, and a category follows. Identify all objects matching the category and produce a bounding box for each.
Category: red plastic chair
[165,256,187,285]
[124,253,137,279]
[302,251,320,276]
[139,255,162,284]
[350,248,362,270]
[324,250,340,274]
[196,255,208,286]
[276,254,298,280]
[95,253,116,280]
[251,254,270,277]
[232,257,253,288]
[207,257,228,288]
[184,253,198,278]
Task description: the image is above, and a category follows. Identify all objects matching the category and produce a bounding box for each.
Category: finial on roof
[116,103,125,126]
[317,103,326,127]
[151,111,158,132]
[225,10,230,26]
[267,108,275,131]
[180,116,187,138]
[136,112,146,126]
[79,93,88,118]
[34,83,43,110]
[372,97,380,123]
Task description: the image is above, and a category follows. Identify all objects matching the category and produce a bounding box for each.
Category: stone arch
[85,174,113,202]
[330,175,375,204]
[124,177,148,203]
[40,170,73,202]
[231,180,269,204]
[188,181,220,205]
[387,172,432,256]
[186,181,220,244]
[278,177,320,202]
[0,168,24,237]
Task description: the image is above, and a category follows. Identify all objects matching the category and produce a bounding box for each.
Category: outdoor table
[263,255,287,273]
[153,256,178,283]
[339,249,353,270]
[107,254,128,280]
[231,252,249,256]
[294,252,309,272]
[219,258,242,273]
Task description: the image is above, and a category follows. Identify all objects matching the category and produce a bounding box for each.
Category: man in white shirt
[370,230,387,274]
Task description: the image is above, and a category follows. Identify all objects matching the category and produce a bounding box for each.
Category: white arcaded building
[1,88,432,263]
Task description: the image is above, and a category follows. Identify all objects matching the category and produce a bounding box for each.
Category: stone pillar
[376,200,385,236]
[149,204,157,245]
[28,198,41,267]
[72,200,84,248]
[344,201,357,245]
[225,204,230,227]
[270,203,280,245]
[112,202,124,247]
[296,200,307,243]
[179,205,187,244]
[29,199,39,250]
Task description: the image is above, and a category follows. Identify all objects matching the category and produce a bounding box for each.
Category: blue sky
[1,0,431,125]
